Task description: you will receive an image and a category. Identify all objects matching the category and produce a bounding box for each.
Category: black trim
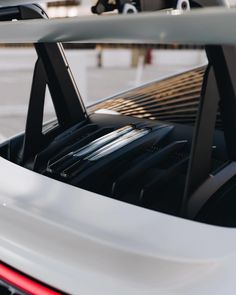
[182,66,220,215]
[0,4,87,163]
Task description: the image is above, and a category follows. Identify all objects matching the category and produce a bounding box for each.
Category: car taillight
[0,262,62,295]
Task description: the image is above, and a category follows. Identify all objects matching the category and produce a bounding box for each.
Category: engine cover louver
[89,67,222,128]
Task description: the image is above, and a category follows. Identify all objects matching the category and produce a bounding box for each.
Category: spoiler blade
[0,7,234,44]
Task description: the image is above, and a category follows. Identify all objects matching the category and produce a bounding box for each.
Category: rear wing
[0,7,234,44]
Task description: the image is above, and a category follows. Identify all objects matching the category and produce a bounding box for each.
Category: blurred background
[0,0,215,139]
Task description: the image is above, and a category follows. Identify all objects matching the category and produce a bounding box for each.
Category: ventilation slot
[46,125,134,176]
[68,125,174,195]
[34,123,112,172]
[111,140,189,214]
[0,280,25,295]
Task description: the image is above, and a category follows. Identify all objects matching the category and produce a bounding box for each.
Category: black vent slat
[63,128,154,180]
[69,125,173,184]
[112,140,187,199]
[46,126,114,175]
[123,102,199,116]
[46,125,134,174]
[120,94,200,110]
[0,280,25,295]
[117,89,201,111]
[140,157,189,207]
[34,123,98,170]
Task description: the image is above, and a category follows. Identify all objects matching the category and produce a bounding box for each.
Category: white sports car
[1,1,236,295]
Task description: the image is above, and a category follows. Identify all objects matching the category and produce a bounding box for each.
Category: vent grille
[89,67,222,128]
[0,279,25,295]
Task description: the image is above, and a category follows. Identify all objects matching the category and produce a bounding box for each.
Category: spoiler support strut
[0,4,87,163]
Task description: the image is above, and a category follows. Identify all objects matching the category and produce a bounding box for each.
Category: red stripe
[0,263,61,295]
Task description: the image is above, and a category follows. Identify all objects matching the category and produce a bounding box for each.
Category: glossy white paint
[0,156,236,294]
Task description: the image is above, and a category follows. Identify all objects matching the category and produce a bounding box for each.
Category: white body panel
[0,156,236,294]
